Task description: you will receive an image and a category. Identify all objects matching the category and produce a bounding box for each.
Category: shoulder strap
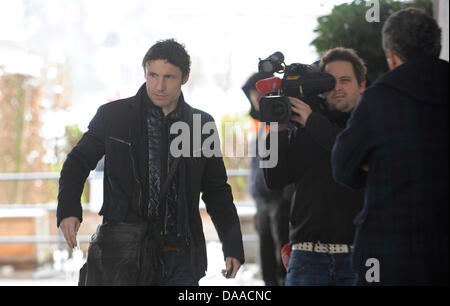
[159,157,181,207]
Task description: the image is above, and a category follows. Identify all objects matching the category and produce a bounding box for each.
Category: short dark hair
[382,8,441,61]
[142,39,191,77]
[319,47,367,85]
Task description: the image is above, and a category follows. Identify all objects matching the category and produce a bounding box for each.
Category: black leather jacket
[57,83,245,280]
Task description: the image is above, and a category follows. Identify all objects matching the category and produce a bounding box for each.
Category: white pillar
[436,0,449,61]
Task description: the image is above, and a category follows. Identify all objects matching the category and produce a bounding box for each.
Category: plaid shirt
[331,57,449,285]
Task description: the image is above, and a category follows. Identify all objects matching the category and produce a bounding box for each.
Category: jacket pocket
[105,136,135,211]
[108,137,143,214]
[107,136,133,179]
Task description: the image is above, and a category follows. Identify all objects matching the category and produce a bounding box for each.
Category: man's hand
[361,164,369,172]
[288,97,312,126]
[221,257,241,279]
[59,216,81,249]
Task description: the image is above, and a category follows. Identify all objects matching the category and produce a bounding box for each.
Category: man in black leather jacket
[57,39,244,285]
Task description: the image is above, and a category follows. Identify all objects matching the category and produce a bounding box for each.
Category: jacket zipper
[130,148,143,217]
[109,136,132,146]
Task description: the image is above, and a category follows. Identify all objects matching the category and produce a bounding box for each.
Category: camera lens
[272,102,287,117]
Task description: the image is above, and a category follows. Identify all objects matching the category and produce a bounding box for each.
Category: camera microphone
[284,72,336,96]
[255,77,282,94]
[258,51,285,74]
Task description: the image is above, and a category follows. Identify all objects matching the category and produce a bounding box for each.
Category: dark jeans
[159,249,199,286]
[285,250,357,286]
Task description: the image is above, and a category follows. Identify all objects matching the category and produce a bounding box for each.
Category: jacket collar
[374,56,449,106]
[136,83,186,122]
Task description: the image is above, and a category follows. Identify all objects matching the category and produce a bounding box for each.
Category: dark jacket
[331,57,449,285]
[264,105,363,244]
[57,84,245,280]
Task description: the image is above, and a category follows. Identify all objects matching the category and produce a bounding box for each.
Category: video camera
[256,51,336,124]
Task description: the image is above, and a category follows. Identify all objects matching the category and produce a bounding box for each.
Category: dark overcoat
[332,57,449,285]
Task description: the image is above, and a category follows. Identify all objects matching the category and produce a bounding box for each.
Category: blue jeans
[285,250,357,286]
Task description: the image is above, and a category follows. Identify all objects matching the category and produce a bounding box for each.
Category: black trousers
[254,198,290,286]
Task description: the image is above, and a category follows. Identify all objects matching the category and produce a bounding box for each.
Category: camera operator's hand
[289,97,312,127]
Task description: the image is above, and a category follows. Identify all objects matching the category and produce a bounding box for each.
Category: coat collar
[136,83,187,122]
[374,56,448,106]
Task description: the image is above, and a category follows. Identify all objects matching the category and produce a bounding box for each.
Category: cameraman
[264,47,366,286]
